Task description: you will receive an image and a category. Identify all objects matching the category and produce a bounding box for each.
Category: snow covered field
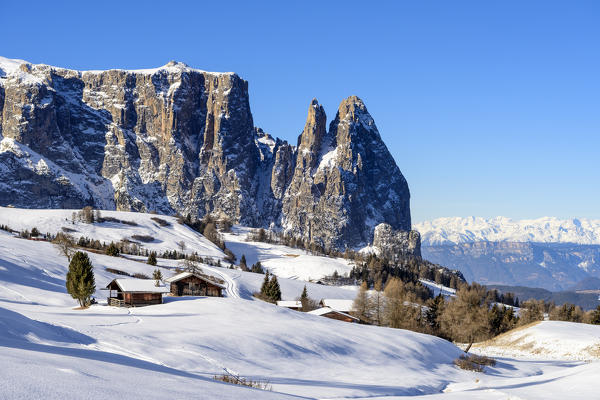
[0,207,225,259]
[222,226,355,281]
[1,209,599,399]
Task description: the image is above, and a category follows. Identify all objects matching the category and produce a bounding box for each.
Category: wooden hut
[276,300,302,310]
[308,307,360,323]
[165,272,225,297]
[319,299,354,313]
[105,279,169,307]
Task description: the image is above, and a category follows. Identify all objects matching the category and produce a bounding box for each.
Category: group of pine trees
[349,253,465,292]
[256,271,281,303]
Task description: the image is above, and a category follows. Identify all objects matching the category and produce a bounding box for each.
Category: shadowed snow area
[1,209,599,399]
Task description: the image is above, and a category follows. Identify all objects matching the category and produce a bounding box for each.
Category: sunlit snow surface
[0,209,599,399]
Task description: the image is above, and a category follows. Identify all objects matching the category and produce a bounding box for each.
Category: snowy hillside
[0,207,225,259]
[0,227,466,399]
[222,227,355,281]
[415,216,600,246]
[3,209,600,399]
[472,321,600,361]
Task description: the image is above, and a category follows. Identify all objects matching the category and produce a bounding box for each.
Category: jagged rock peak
[297,98,328,153]
[332,95,378,140]
[0,56,417,253]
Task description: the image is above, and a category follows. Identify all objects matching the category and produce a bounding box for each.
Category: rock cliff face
[0,57,418,253]
[373,223,421,259]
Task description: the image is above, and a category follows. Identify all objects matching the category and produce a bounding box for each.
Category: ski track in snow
[202,265,241,299]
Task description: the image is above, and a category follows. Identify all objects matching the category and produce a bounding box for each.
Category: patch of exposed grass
[131,234,155,243]
[150,217,170,227]
[213,373,271,390]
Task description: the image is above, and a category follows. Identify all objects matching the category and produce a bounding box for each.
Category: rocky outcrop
[373,223,421,259]
[0,57,418,254]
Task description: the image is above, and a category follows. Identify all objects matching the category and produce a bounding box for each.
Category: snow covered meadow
[1,207,600,399]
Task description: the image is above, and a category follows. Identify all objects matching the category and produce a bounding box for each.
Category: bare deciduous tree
[53,232,76,261]
[352,281,372,323]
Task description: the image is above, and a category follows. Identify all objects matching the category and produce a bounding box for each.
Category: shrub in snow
[454,354,496,372]
[213,373,271,391]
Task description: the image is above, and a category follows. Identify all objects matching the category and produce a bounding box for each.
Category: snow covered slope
[223,227,355,281]
[415,216,600,246]
[0,223,465,399]
[3,209,600,399]
[472,321,600,361]
[0,207,225,259]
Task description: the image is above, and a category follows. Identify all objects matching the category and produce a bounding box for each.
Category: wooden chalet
[319,299,354,313]
[104,279,169,307]
[165,272,225,297]
[308,307,360,323]
[276,300,302,310]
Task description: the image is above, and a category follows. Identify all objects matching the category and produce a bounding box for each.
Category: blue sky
[2,1,598,222]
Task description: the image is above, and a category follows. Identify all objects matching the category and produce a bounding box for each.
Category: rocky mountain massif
[416,217,600,291]
[0,57,418,253]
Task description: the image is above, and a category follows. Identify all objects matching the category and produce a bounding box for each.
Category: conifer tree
[300,285,309,311]
[66,251,96,307]
[267,275,281,302]
[240,254,247,271]
[425,294,445,334]
[152,269,163,286]
[300,285,308,302]
[106,242,120,257]
[147,251,157,266]
[260,271,270,294]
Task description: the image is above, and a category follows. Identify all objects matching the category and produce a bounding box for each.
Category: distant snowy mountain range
[415,216,600,246]
[415,217,600,291]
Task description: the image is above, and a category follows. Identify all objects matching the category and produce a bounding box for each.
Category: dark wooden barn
[308,307,360,323]
[104,279,169,307]
[165,272,225,297]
